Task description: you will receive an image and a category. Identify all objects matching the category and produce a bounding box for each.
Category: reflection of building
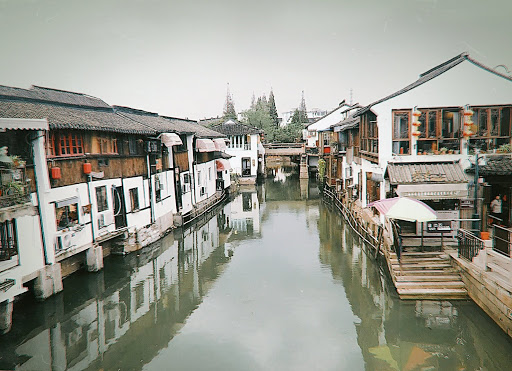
[317,205,512,371]
[2,201,239,370]
[226,191,261,237]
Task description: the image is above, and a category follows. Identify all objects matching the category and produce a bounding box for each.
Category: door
[175,168,182,210]
[242,157,251,177]
[112,186,127,229]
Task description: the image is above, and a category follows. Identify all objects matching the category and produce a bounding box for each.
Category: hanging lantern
[83,162,92,174]
[411,107,422,137]
[51,167,61,179]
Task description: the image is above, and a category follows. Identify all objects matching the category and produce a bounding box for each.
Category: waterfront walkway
[322,187,468,300]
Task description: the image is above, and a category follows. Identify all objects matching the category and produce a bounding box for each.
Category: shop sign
[427,221,452,232]
[460,199,474,208]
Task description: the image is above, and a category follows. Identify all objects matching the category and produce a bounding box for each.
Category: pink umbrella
[367,197,437,222]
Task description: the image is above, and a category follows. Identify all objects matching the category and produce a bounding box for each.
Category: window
[174,135,188,152]
[360,112,378,157]
[96,186,108,212]
[208,168,212,181]
[56,203,79,230]
[98,135,118,154]
[415,108,460,154]
[0,219,18,262]
[47,131,84,157]
[129,188,139,211]
[182,173,191,194]
[470,106,512,152]
[392,111,410,155]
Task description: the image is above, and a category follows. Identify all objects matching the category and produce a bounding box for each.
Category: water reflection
[318,202,512,371]
[1,175,512,371]
[0,191,262,371]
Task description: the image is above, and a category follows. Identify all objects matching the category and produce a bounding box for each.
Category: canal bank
[322,185,512,339]
[1,174,512,370]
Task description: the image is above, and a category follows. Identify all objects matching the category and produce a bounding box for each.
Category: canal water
[2,168,512,370]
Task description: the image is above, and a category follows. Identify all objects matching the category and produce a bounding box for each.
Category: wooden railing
[457,229,485,261]
[322,187,382,256]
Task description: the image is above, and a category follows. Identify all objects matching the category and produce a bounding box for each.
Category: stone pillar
[34,263,63,301]
[0,300,13,334]
[86,245,104,272]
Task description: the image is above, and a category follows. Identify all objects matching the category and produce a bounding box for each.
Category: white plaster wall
[153,169,177,221]
[122,176,151,230]
[180,171,193,214]
[226,134,259,176]
[373,60,512,168]
[193,161,215,203]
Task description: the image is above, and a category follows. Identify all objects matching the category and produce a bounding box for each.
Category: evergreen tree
[297,90,309,124]
[268,89,279,128]
[223,84,237,120]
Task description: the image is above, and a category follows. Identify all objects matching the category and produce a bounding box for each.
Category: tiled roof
[115,106,224,138]
[0,85,111,108]
[386,161,468,185]
[331,114,360,132]
[0,99,155,135]
[209,119,263,136]
[466,155,512,176]
[356,53,512,117]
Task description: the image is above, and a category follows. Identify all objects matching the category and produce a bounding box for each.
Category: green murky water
[1,170,512,370]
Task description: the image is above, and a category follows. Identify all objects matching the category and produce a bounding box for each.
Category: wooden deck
[385,249,468,300]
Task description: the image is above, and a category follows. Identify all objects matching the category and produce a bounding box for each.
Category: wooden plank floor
[386,249,468,300]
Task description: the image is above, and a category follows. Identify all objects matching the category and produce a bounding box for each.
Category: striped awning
[213,138,227,151]
[196,139,216,152]
[216,159,231,171]
[160,133,182,147]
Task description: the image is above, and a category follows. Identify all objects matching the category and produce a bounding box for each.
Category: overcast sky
[0,0,510,120]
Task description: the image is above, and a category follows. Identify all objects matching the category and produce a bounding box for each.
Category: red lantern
[51,167,61,179]
[83,162,92,174]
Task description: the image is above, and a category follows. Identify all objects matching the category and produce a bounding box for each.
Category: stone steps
[398,288,468,300]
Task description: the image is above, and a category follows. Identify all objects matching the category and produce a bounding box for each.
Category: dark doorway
[242,158,251,177]
[112,186,127,229]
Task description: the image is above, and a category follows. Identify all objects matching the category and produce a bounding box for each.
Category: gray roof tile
[387,161,468,185]
[0,99,155,135]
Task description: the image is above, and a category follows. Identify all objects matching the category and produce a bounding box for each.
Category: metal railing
[493,224,511,257]
[457,229,485,261]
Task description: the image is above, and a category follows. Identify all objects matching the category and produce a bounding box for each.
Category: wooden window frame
[129,188,139,211]
[47,131,84,158]
[470,105,512,153]
[96,186,108,212]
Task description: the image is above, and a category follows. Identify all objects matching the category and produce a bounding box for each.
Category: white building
[209,119,264,184]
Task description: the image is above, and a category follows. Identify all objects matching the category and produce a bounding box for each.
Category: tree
[223,84,237,120]
[268,89,279,128]
[297,90,309,124]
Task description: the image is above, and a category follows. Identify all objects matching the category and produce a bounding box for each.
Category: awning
[54,197,80,208]
[396,183,468,199]
[213,138,227,151]
[196,139,216,152]
[160,133,182,147]
[0,202,37,223]
[387,161,467,185]
[216,159,231,171]
[0,118,49,130]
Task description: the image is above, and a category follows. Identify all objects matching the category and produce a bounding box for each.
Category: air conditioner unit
[56,232,73,251]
